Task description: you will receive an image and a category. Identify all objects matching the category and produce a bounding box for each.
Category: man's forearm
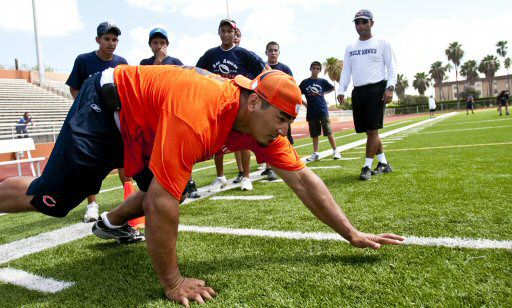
[277,168,357,241]
[144,179,182,290]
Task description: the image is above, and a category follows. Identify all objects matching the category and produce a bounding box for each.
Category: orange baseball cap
[234,70,302,117]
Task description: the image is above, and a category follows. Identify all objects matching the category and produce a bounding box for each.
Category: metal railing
[388,99,498,115]
[0,122,63,142]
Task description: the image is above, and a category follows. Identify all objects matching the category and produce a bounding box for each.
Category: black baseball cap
[97,21,121,36]
[218,18,237,30]
[353,9,373,21]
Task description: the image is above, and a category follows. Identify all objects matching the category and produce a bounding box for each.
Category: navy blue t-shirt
[196,45,265,79]
[66,51,128,90]
[140,56,183,66]
[269,62,293,76]
[299,78,335,120]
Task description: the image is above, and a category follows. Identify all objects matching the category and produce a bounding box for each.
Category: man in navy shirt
[140,28,183,66]
[66,21,129,223]
[196,19,266,191]
[299,61,342,162]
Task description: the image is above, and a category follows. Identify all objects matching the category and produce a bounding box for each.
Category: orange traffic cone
[125,181,145,229]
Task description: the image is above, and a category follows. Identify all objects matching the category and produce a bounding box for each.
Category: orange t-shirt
[114,65,304,200]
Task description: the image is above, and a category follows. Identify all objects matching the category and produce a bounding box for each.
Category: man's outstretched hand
[165,277,216,307]
[349,231,405,249]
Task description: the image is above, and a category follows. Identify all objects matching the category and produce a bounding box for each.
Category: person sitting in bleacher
[15,112,33,138]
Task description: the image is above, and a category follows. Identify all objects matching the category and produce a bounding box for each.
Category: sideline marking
[210,196,274,201]
[178,225,512,250]
[0,213,6,216]
[0,268,74,293]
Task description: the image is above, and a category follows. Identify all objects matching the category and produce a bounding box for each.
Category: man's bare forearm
[276,167,357,241]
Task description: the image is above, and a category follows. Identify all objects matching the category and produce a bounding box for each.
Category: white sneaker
[240,177,253,191]
[333,151,342,160]
[306,152,320,162]
[84,202,99,223]
[208,176,228,192]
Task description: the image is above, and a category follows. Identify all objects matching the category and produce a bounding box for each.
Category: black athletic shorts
[26,73,146,218]
[466,102,474,109]
[308,116,332,138]
[351,80,387,133]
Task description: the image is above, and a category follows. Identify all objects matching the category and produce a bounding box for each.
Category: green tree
[445,42,464,99]
[323,57,343,106]
[504,57,511,90]
[413,72,431,96]
[395,73,408,101]
[460,60,479,84]
[429,61,451,101]
[478,55,500,97]
[496,41,508,91]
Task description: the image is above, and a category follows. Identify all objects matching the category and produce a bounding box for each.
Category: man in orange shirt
[0,65,404,306]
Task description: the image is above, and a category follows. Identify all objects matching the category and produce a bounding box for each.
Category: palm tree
[395,74,408,101]
[496,41,508,91]
[445,42,464,100]
[323,57,343,106]
[478,55,500,97]
[429,61,451,101]
[413,72,431,96]
[505,57,511,90]
[460,60,479,85]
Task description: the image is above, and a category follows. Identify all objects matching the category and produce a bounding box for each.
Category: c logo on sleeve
[43,195,57,207]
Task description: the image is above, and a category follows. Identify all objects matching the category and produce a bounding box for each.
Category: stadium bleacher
[0,78,72,142]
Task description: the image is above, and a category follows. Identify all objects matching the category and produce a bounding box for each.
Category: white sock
[377,153,388,164]
[364,158,373,168]
[101,212,123,229]
[88,201,97,207]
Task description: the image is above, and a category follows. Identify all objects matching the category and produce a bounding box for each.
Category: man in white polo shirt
[337,9,397,180]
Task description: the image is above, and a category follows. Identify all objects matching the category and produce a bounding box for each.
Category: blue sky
[1,0,511,97]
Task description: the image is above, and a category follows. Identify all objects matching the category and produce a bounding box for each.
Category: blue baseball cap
[97,21,121,36]
[149,28,169,44]
[353,9,373,21]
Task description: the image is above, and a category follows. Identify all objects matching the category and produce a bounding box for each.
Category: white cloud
[391,14,512,94]
[0,0,83,37]
[127,0,343,18]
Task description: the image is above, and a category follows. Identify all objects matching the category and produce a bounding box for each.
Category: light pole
[32,0,45,83]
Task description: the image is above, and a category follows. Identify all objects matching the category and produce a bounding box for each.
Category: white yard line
[386,142,512,152]
[309,166,342,169]
[0,223,92,265]
[0,213,6,216]
[0,268,74,293]
[210,196,274,200]
[418,125,511,134]
[178,225,512,250]
[260,179,284,183]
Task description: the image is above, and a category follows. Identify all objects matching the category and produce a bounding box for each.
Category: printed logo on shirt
[305,84,323,96]
[43,195,56,207]
[349,48,378,57]
[91,104,102,113]
[212,59,240,79]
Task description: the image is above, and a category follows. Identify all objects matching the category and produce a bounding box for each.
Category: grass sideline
[0,110,511,306]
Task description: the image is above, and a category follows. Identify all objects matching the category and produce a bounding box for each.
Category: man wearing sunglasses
[337,9,397,181]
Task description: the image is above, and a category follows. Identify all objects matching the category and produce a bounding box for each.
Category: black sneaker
[233,171,244,184]
[267,169,278,181]
[372,162,393,175]
[92,219,145,244]
[360,166,372,180]
[185,180,200,199]
[260,169,271,176]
